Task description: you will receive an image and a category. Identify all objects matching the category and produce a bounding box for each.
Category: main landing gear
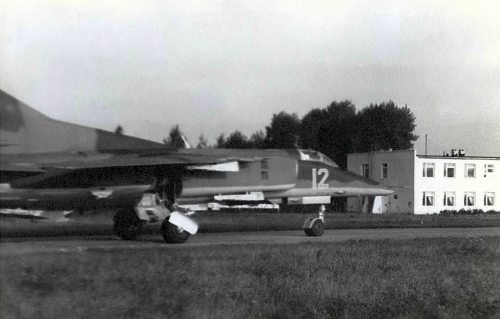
[113,208,144,240]
[302,205,326,237]
[113,192,198,244]
[161,216,190,244]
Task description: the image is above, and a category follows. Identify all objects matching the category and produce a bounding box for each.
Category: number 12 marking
[312,168,329,188]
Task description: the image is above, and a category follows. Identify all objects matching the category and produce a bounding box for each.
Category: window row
[423,163,495,178]
[422,191,496,207]
[361,163,388,179]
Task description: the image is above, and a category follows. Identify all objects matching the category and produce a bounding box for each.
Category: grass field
[2,211,500,238]
[195,211,500,232]
[1,236,499,319]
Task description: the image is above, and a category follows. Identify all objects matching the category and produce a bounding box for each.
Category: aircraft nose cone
[376,186,394,196]
[362,178,394,196]
[358,180,394,196]
[332,168,394,196]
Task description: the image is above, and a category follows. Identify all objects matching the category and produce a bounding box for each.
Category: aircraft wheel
[113,209,143,240]
[161,217,190,244]
[305,220,325,237]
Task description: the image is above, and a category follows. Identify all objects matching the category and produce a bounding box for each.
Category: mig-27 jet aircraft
[0,89,393,243]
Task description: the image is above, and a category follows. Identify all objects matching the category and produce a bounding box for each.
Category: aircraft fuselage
[0,149,391,211]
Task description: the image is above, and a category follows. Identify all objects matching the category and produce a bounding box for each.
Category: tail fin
[0,90,163,154]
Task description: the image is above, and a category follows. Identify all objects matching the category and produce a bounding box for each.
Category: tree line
[117,100,418,169]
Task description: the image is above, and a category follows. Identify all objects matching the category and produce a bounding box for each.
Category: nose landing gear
[303,205,326,237]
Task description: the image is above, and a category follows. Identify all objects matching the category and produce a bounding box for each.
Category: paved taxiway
[1,227,499,256]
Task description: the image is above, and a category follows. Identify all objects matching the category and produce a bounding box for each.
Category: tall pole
[425,134,428,155]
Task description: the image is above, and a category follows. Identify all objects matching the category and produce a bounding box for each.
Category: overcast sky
[1,0,499,156]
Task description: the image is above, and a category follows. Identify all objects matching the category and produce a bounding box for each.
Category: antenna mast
[425,134,428,155]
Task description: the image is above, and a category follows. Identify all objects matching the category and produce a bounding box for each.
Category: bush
[439,209,500,216]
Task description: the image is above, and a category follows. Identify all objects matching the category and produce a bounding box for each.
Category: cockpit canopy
[297,149,338,167]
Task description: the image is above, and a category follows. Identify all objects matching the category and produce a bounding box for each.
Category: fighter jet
[0,90,392,243]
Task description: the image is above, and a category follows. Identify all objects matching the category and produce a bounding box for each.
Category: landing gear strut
[303,205,326,237]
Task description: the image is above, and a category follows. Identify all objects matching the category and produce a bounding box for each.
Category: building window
[361,164,370,178]
[381,163,388,179]
[444,192,455,207]
[261,171,268,180]
[484,193,495,206]
[423,163,434,177]
[444,163,455,178]
[422,192,434,206]
[261,160,268,169]
[464,192,475,206]
[484,164,495,178]
[465,164,476,178]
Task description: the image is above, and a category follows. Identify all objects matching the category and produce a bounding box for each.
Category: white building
[347,149,500,214]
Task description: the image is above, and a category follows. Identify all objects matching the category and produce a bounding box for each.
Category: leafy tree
[249,130,267,149]
[114,125,124,135]
[215,134,226,148]
[223,130,251,149]
[320,101,357,168]
[300,101,357,169]
[353,101,418,152]
[196,134,209,148]
[300,108,326,151]
[265,111,301,149]
[163,125,185,149]
[299,100,418,169]
[215,130,268,149]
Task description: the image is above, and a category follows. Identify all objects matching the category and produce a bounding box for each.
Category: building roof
[347,149,415,156]
[348,148,499,160]
[417,155,500,160]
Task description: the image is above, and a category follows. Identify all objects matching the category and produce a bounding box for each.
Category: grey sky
[1,0,499,156]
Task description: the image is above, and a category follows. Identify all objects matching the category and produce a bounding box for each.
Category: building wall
[347,149,415,213]
[348,150,500,214]
[414,156,500,214]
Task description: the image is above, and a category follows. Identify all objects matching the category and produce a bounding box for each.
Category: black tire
[305,220,325,237]
[113,209,143,240]
[161,217,190,244]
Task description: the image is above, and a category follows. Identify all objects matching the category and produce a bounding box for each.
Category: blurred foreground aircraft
[0,90,392,243]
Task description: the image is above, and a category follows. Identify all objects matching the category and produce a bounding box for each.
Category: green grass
[2,211,500,238]
[1,237,499,319]
[195,211,500,232]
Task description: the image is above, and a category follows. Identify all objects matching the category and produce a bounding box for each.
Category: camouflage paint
[0,90,392,211]
[0,90,164,154]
